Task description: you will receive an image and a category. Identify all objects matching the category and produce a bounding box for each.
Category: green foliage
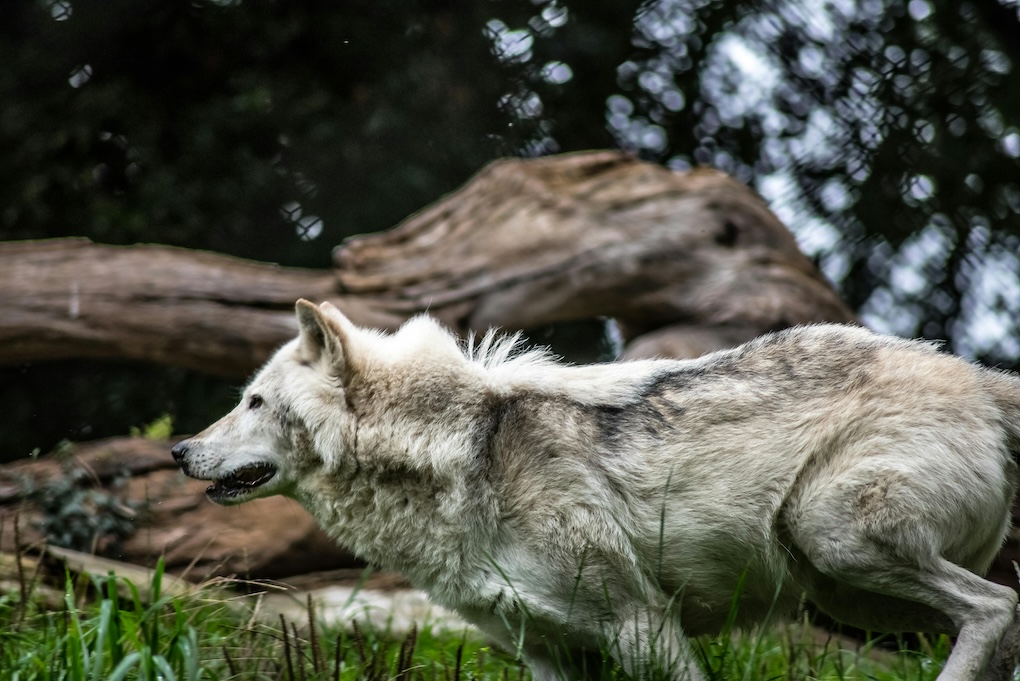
[23,446,144,555]
[129,414,173,441]
[1,561,228,680]
[0,562,526,680]
[0,0,521,266]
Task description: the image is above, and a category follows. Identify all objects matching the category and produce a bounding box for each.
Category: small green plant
[130,414,174,440]
[24,442,143,554]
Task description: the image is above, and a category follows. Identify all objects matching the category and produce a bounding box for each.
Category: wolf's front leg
[604,607,704,681]
[460,612,604,681]
[518,645,600,681]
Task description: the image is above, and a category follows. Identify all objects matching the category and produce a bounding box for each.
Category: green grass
[698,615,949,681]
[0,558,523,681]
[0,559,951,680]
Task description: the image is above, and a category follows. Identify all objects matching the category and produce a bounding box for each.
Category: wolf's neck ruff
[293,437,500,592]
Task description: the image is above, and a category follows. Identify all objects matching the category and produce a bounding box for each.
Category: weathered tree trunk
[0,151,854,378]
[334,151,855,350]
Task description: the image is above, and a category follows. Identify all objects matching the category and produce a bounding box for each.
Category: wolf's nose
[171,440,190,464]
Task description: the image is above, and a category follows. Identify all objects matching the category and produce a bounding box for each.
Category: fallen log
[334,151,855,351]
[0,151,854,379]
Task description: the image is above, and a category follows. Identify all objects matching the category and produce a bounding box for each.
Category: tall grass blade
[64,573,89,681]
[106,651,141,681]
[740,579,786,681]
[281,614,296,680]
[175,626,201,681]
[152,653,178,681]
[148,558,166,653]
[103,573,125,669]
[87,598,113,681]
[307,593,323,674]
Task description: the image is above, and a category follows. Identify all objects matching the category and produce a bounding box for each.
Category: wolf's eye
[248,394,264,410]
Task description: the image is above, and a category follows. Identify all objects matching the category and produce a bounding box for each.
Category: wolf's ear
[295,299,354,379]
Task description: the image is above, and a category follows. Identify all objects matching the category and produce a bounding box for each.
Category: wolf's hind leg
[604,607,705,681]
[792,527,1018,680]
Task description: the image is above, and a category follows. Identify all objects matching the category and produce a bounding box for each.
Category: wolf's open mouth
[208,463,277,500]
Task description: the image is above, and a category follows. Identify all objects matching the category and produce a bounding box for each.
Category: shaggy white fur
[173,301,1020,681]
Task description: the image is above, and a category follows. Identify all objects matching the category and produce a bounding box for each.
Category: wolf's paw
[978,604,1020,681]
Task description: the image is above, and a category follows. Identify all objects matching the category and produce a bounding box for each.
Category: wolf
[173,299,1020,681]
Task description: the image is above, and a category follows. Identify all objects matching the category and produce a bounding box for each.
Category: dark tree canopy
[1,0,528,263]
[1,0,1018,456]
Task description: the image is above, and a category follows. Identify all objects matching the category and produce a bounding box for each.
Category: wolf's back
[983,369,1020,453]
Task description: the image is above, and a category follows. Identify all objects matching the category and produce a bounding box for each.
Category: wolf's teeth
[213,464,276,493]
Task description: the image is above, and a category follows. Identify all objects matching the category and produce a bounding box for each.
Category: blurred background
[2,0,1018,458]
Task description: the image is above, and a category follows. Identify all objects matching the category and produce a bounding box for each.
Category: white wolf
[173,299,1020,681]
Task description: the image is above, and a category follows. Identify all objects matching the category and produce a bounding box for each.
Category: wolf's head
[171,299,376,505]
[172,299,495,506]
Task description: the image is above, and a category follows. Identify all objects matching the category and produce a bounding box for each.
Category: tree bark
[0,239,337,378]
[334,151,855,345]
[0,151,853,378]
